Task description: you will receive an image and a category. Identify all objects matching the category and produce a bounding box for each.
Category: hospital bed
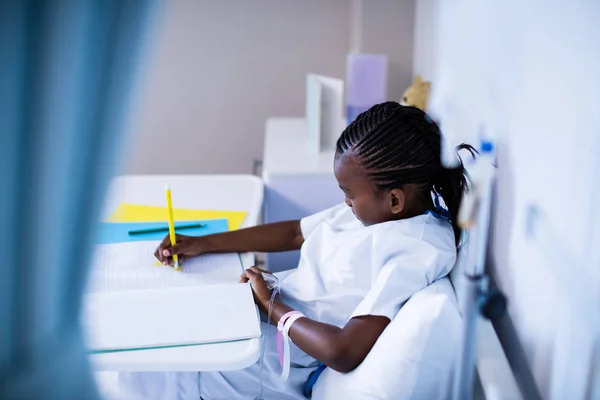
[273,246,523,399]
[93,254,526,400]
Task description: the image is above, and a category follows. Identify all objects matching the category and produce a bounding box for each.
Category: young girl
[118,102,473,399]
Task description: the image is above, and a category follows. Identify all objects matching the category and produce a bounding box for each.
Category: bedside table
[262,118,341,272]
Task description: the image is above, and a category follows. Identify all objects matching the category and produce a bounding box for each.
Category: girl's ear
[389,189,405,215]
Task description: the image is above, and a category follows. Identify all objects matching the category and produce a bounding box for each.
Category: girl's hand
[240,266,275,313]
[154,234,209,266]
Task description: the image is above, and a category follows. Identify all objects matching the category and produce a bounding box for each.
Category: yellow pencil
[165,184,181,271]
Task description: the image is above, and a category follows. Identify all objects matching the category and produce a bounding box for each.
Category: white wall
[414,0,600,398]
[359,0,415,103]
[125,0,415,175]
[412,0,439,81]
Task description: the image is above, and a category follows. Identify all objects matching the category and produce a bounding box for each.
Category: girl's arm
[271,298,389,373]
[243,267,390,373]
[155,220,304,264]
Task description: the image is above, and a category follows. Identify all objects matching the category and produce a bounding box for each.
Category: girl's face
[334,153,396,226]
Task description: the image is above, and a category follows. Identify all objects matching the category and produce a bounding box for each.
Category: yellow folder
[107,203,248,231]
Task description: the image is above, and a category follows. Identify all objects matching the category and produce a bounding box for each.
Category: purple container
[346,53,388,124]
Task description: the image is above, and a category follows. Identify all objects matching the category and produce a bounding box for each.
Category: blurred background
[124,0,413,175]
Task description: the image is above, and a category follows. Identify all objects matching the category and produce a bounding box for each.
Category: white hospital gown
[118,203,457,399]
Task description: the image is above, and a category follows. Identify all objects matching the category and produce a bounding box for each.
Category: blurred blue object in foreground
[0,1,158,398]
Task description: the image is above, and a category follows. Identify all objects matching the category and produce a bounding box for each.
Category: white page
[84,241,259,352]
[87,241,244,293]
[306,74,344,153]
[318,75,344,151]
[306,74,323,153]
[84,284,261,352]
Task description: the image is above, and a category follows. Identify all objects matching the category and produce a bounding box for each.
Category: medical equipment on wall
[451,138,508,400]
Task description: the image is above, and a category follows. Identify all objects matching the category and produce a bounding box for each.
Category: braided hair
[336,101,475,247]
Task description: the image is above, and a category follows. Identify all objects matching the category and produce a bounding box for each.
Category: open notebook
[84,241,261,352]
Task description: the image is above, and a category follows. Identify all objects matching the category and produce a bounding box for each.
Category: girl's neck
[398,189,435,220]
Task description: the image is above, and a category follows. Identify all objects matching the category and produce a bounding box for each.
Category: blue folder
[96,219,229,245]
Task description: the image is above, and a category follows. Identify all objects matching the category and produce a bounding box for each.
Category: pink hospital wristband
[278,311,302,331]
[279,312,305,380]
[283,312,305,335]
[277,311,303,372]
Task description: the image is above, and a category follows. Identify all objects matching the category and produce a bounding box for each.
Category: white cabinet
[262,118,341,272]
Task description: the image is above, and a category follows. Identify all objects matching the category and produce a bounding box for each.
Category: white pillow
[312,277,462,400]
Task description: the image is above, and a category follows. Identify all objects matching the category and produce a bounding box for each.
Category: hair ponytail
[433,144,476,246]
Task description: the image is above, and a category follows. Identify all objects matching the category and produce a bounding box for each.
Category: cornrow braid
[336,102,475,247]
